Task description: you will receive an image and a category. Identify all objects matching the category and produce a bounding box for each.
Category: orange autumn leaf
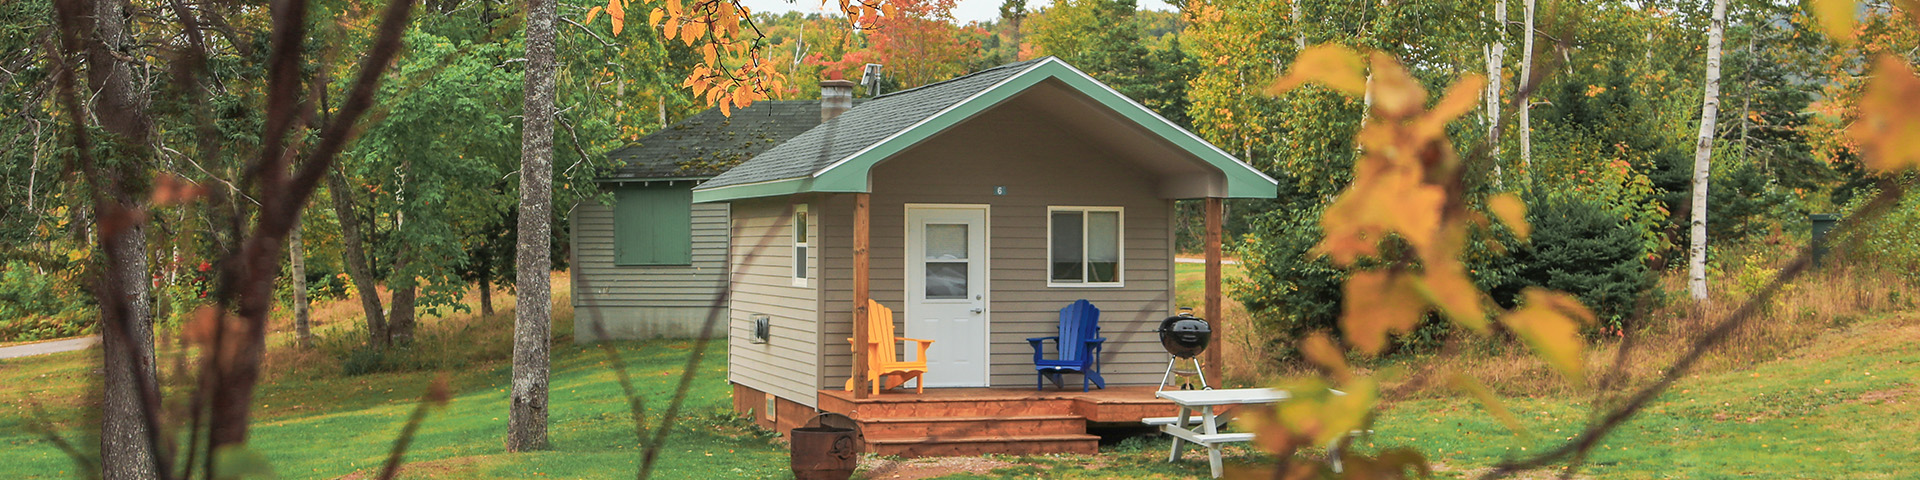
[1340,271,1427,355]
[608,0,625,35]
[1498,288,1597,385]
[1488,193,1529,240]
[150,173,208,206]
[1851,56,1920,172]
[584,6,603,26]
[1267,44,1367,97]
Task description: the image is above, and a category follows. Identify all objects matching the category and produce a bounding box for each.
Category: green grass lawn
[0,339,792,479]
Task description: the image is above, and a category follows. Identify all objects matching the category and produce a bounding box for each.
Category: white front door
[905,205,989,387]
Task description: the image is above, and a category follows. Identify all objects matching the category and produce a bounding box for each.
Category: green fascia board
[691,177,812,203]
[692,58,1279,202]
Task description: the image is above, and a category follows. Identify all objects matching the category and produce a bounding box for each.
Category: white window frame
[1046,206,1125,288]
[792,204,810,287]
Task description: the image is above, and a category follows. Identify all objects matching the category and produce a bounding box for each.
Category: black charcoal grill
[1157,308,1213,390]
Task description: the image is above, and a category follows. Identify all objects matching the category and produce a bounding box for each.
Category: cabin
[570,101,829,342]
[689,57,1278,456]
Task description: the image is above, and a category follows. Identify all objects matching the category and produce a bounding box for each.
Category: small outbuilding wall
[570,183,730,342]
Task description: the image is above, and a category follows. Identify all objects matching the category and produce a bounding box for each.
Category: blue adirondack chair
[1028,300,1107,391]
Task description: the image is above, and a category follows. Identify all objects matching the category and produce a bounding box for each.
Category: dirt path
[0,336,99,360]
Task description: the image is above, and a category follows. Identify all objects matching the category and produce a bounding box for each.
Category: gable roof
[692,57,1277,202]
[602,100,824,180]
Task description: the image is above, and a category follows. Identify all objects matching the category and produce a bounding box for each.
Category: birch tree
[508,0,558,452]
[1486,0,1505,159]
[1689,0,1730,302]
[291,223,312,348]
[1518,0,1534,171]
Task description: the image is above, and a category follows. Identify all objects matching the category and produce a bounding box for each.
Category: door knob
[970,308,984,314]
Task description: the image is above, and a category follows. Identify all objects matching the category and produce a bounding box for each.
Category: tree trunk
[479,277,495,317]
[1487,0,1505,157]
[327,168,388,346]
[387,238,417,342]
[1689,0,1729,303]
[1518,0,1534,173]
[508,0,556,452]
[81,0,159,475]
[291,222,312,348]
[100,222,157,480]
[1292,0,1305,50]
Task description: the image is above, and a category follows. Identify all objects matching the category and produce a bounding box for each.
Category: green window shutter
[613,184,693,266]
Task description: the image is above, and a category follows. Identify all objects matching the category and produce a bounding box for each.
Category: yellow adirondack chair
[844,300,935,395]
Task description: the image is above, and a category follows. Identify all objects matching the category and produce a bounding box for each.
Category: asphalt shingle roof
[697,57,1050,189]
[603,100,824,180]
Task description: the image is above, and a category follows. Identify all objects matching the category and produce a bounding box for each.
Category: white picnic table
[1148,388,1288,478]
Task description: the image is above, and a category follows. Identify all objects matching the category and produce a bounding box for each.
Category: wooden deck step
[858,415,1085,438]
[837,398,1078,419]
[865,434,1100,457]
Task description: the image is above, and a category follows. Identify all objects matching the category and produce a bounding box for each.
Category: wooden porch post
[852,193,872,399]
[1203,197,1223,387]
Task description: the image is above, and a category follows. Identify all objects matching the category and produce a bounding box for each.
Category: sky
[735,0,1178,25]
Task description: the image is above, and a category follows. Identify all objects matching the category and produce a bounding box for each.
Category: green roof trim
[692,57,1278,202]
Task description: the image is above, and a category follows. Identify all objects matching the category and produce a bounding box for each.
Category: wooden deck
[817,386,1183,457]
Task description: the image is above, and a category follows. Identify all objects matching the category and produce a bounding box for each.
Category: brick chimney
[820,79,855,122]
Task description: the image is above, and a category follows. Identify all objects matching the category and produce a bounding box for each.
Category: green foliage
[1841,181,1920,280]
[1026,0,1194,126]
[0,261,92,342]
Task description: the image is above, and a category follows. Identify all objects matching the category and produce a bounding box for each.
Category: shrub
[1228,205,1345,359]
[1489,194,1658,330]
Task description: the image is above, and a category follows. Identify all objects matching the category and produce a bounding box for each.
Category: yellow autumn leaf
[1499,288,1597,385]
[1417,261,1488,333]
[584,6,602,26]
[1488,193,1530,240]
[648,7,663,26]
[1412,74,1486,142]
[1851,56,1920,172]
[1366,53,1426,119]
[1340,271,1428,355]
[1300,332,1351,382]
[1267,44,1367,97]
[662,17,680,40]
[1449,373,1527,437]
[1810,0,1856,43]
[1269,377,1378,447]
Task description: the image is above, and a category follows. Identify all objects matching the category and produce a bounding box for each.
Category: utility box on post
[1810,213,1841,267]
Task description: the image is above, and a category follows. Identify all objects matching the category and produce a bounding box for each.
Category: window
[792,204,809,286]
[1049,207,1122,286]
[613,183,693,266]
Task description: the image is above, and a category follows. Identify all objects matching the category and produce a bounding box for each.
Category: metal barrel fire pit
[1157,308,1212,390]
[790,413,863,480]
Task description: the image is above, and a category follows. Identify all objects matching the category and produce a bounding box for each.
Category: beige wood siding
[726,197,822,407]
[570,197,729,342]
[817,101,1181,389]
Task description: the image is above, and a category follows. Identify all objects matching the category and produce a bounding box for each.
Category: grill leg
[1159,357,1178,392]
[1193,357,1211,390]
